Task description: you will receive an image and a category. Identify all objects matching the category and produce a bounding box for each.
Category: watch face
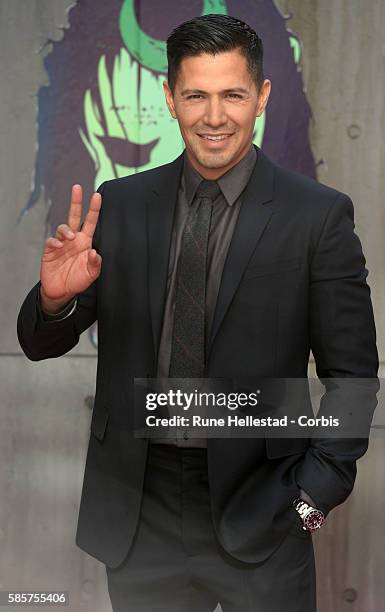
[304,510,324,531]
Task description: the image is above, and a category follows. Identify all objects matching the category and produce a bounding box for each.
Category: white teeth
[202,135,229,141]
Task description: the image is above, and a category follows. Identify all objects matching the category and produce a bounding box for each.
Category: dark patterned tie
[169,179,221,378]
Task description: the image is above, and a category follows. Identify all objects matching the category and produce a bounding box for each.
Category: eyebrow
[180,88,249,96]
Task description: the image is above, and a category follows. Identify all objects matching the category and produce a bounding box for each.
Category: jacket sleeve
[16,183,105,361]
[295,193,379,515]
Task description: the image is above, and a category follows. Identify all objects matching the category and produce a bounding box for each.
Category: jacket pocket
[90,399,109,441]
[265,436,309,459]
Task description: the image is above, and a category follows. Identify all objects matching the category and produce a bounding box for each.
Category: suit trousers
[105,444,316,612]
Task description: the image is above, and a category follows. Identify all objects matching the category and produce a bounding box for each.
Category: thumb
[87,248,102,278]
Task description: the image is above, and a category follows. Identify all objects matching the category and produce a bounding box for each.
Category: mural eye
[129,0,210,40]
[97,135,159,166]
[119,0,228,72]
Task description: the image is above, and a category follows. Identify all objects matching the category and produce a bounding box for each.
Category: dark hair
[166,14,264,94]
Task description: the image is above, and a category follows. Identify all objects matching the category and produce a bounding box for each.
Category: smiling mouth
[97,135,159,166]
[198,133,234,142]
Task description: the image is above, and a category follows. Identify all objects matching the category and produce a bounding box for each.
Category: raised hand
[40,184,102,312]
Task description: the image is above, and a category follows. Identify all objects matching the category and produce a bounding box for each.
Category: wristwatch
[292,497,325,532]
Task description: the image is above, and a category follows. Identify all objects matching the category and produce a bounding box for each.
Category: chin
[195,151,236,170]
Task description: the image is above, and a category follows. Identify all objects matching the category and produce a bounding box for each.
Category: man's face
[163,49,271,179]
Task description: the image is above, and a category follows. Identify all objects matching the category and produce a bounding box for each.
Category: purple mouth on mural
[97,135,160,166]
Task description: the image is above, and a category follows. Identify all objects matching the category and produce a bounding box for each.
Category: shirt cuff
[37,287,78,322]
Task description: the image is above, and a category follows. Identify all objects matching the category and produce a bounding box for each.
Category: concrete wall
[1,1,384,610]
[276,3,385,610]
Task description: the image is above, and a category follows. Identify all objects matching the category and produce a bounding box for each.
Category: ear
[163,80,177,119]
[256,79,271,117]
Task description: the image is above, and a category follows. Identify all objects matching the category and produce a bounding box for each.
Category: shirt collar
[182,144,257,207]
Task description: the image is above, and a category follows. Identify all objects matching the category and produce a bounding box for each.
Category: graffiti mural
[20,0,316,228]
[19,0,317,346]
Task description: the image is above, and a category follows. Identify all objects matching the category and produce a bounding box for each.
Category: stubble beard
[187,130,250,171]
[190,138,237,170]
[195,150,230,169]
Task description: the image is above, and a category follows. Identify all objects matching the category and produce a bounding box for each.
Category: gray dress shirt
[154,145,257,447]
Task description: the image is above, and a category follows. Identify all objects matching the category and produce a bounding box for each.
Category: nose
[203,96,227,128]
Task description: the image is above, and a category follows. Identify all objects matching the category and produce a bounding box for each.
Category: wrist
[299,488,317,507]
[293,497,325,532]
[39,286,75,315]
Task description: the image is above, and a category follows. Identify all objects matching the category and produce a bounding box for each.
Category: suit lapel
[146,152,184,361]
[208,147,276,353]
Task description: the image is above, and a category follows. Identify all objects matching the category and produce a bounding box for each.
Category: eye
[226,93,243,99]
[186,94,204,100]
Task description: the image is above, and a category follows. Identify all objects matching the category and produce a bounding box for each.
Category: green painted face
[78,0,272,186]
[79,48,180,186]
[79,47,266,188]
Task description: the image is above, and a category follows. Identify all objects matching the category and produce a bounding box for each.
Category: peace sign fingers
[68,184,83,232]
[81,190,102,240]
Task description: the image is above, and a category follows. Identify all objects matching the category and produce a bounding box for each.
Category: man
[17,14,378,612]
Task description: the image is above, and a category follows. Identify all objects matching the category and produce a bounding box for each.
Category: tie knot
[196,179,221,201]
